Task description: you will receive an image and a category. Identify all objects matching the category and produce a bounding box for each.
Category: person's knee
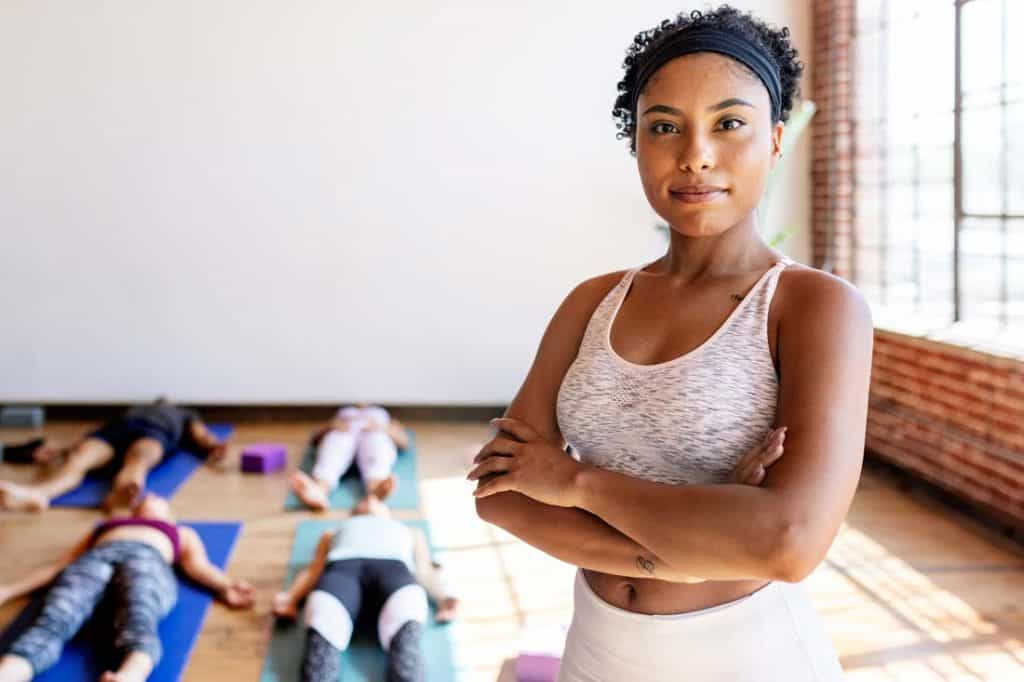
[66,440,112,472]
[122,438,164,468]
[378,584,428,650]
[304,590,355,651]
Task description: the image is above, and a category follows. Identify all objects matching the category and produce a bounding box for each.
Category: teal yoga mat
[259,519,459,681]
[283,431,420,511]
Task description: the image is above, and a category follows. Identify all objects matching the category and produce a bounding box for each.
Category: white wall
[0,0,811,404]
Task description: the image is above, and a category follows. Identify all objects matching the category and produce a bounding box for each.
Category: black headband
[632,27,783,122]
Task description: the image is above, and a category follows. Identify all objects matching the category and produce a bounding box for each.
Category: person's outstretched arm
[387,419,410,451]
[177,526,254,608]
[410,527,458,621]
[186,419,231,465]
[272,530,333,619]
[473,270,874,584]
[0,534,93,606]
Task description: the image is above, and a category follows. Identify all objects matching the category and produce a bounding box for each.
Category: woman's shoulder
[775,263,873,334]
[561,268,633,316]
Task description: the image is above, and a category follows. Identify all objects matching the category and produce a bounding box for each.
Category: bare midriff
[582,569,769,615]
[94,526,175,564]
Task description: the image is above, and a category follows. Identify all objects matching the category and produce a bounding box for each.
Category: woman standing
[469,6,871,680]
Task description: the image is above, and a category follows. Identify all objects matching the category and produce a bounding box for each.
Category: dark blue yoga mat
[283,430,420,511]
[0,521,242,681]
[51,424,234,507]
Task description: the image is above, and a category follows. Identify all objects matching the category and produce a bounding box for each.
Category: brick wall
[869,331,1024,529]
[812,1,1024,530]
[811,0,856,280]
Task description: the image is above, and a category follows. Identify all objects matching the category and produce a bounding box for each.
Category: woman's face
[635,52,783,239]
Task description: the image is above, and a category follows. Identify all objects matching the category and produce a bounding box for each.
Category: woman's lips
[669,189,728,204]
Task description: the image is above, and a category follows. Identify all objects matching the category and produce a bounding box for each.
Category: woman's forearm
[287,565,323,602]
[476,491,701,582]
[573,467,796,582]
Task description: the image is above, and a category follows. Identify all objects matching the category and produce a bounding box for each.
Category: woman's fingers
[467,455,515,481]
[472,437,521,464]
[490,417,538,443]
[732,427,787,485]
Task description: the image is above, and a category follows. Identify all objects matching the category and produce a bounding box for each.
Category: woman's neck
[657,215,775,281]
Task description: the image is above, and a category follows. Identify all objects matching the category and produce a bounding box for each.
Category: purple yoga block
[241,443,287,473]
[516,654,560,682]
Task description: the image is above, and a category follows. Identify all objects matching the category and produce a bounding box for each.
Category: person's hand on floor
[730,427,787,486]
[205,441,232,469]
[434,596,458,624]
[272,591,299,620]
[219,578,255,609]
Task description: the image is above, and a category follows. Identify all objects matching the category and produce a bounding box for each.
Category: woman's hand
[219,578,255,609]
[434,596,458,623]
[731,427,787,486]
[272,591,299,620]
[467,417,583,507]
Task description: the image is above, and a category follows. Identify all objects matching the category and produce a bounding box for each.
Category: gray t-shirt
[123,403,200,446]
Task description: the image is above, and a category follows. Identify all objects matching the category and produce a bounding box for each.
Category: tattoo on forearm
[636,555,655,576]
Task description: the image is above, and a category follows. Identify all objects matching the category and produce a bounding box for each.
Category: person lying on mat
[272,494,457,682]
[0,493,254,682]
[0,397,230,513]
[290,404,410,511]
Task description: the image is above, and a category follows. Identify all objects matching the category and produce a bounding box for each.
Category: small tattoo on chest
[730,293,745,303]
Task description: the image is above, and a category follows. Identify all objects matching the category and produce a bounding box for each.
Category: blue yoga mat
[260,519,459,682]
[52,424,234,507]
[0,521,242,681]
[283,430,420,511]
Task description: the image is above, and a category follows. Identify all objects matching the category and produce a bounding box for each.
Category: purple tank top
[92,518,181,561]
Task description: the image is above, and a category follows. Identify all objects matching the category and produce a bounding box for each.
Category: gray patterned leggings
[7,540,177,675]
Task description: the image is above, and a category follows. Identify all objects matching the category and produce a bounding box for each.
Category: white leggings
[558,570,844,681]
[312,406,396,489]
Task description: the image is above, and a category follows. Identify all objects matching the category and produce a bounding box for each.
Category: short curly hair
[613,5,804,152]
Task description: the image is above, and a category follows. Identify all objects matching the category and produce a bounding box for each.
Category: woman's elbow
[474,491,521,528]
[767,523,827,583]
[474,494,504,524]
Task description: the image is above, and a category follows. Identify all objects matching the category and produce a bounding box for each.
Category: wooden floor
[2,420,1024,681]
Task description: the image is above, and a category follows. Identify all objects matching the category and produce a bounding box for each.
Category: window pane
[961,0,1003,105]
[1009,0,1024,87]
[1009,102,1024,214]
[961,106,1004,215]
[960,253,1003,323]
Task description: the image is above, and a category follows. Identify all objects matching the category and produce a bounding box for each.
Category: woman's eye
[651,122,678,135]
[719,118,745,131]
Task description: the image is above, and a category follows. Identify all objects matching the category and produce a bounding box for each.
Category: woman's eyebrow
[641,98,755,117]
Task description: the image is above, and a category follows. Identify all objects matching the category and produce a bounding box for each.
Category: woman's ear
[769,120,784,169]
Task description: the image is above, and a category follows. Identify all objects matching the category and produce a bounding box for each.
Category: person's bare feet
[368,474,397,500]
[290,470,329,511]
[102,480,142,513]
[0,481,49,512]
[99,651,152,682]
